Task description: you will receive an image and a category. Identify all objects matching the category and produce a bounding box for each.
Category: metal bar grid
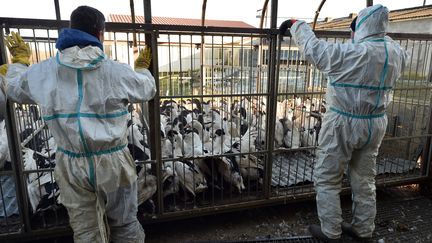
[0,13,430,239]
[2,17,432,40]
[1,27,29,235]
[155,29,271,214]
[221,236,320,243]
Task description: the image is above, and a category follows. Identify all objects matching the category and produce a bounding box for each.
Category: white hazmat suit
[290,5,406,239]
[7,30,156,242]
[0,75,5,118]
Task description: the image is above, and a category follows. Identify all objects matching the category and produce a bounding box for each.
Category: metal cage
[0,10,431,242]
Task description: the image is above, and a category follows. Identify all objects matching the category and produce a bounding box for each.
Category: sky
[0,0,428,27]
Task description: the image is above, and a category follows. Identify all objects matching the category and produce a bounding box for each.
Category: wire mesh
[0,19,431,238]
[157,32,269,214]
[217,237,320,243]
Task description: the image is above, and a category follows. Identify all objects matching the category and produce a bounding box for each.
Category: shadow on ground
[145,186,432,243]
[17,186,432,243]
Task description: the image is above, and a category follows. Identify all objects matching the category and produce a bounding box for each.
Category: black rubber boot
[341,222,373,242]
[308,224,340,243]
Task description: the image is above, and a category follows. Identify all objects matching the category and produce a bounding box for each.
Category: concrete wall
[319,18,432,34]
[388,19,432,34]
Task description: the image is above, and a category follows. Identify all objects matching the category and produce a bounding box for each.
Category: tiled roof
[315,5,432,30]
[109,14,255,28]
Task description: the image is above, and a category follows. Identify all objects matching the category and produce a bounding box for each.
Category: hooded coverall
[289,5,406,239]
[0,76,5,119]
[6,28,156,243]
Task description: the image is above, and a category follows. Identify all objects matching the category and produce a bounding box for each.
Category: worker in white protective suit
[3,6,155,243]
[280,4,406,242]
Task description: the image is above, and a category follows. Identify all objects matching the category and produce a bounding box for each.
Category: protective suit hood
[353,4,389,43]
[57,45,105,70]
[56,28,105,70]
[56,28,103,50]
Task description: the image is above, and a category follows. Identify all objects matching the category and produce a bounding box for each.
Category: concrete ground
[144,186,432,243]
[9,185,432,243]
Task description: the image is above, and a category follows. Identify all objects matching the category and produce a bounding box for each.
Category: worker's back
[325,36,406,117]
[7,29,155,155]
[326,4,406,117]
[30,55,127,153]
[290,4,406,118]
[4,6,151,242]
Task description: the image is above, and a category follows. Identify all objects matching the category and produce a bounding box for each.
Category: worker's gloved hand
[5,32,32,66]
[0,64,8,76]
[134,46,152,70]
[279,19,297,36]
[0,65,7,94]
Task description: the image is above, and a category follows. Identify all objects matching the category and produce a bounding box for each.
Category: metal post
[0,28,32,232]
[143,0,163,215]
[406,107,416,159]
[201,0,207,27]
[259,0,270,29]
[264,0,278,199]
[313,0,327,31]
[54,0,61,21]
[421,65,432,193]
[366,0,373,7]
[54,0,61,34]
[200,0,207,90]
[420,99,432,194]
[257,0,270,103]
[130,0,137,48]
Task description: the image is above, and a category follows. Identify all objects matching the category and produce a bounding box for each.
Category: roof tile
[109,14,255,28]
[315,5,432,30]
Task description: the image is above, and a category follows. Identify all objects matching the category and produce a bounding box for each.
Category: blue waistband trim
[357,38,385,44]
[43,110,128,121]
[330,82,392,91]
[367,38,385,43]
[330,107,385,119]
[57,144,128,158]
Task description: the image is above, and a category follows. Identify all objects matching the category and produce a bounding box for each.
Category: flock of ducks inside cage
[133,95,326,210]
[0,96,326,213]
